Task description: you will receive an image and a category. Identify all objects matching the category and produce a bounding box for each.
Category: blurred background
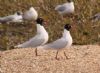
[0,0,100,50]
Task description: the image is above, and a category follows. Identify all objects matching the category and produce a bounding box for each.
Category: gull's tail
[14,44,23,48]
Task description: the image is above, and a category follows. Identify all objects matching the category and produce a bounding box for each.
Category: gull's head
[64,24,71,31]
[30,7,34,10]
[36,17,46,25]
[67,0,72,2]
[36,17,47,25]
[29,7,36,12]
[16,11,23,15]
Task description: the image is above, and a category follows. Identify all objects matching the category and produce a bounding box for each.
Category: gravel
[0,45,100,73]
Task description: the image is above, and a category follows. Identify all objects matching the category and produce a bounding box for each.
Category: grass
[0,0,100,50]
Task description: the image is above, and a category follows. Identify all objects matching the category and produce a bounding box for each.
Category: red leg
[55,50,59,60]
[35,48,38,56]
[64,51,69,59]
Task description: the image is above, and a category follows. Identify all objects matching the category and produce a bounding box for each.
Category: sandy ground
[0,45,100,73]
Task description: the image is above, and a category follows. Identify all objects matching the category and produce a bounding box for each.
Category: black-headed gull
[0,11,23,24]
[23,7,38,21]
[41,24,72,60]
[15,18,49,56]
[55,0,74,16]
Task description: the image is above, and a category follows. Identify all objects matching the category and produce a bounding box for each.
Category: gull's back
[16,34,46,48]
[44,38,68,49]
[55,2,74,14]
[23,7,38,20]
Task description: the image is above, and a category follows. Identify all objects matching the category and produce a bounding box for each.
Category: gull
[15,17,49,56]
[55,0,74,16]
[22,7,38,21]
[0,11,23,24]
[41,24,73,60]
[90,13,100,22]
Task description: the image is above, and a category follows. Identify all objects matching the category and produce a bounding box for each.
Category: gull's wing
[23,11,30,19]
[55,5,66,12]
[23,11,34,21]
[23,7,38,21]
[11,15,23,22]
[0,15,14,23]
[23,9,34,20]
[15,35,45,48]
[43,38,68,49]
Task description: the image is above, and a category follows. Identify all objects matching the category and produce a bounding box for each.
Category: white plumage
[0,12,23,23]
[43,29,72,49]
[15,18,48,48]
[23,7,38,21]
[15,24,48,48]
[41,24,73,60]
[55,0,74,15]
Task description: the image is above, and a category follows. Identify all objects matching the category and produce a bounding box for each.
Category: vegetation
[0,0,100,50]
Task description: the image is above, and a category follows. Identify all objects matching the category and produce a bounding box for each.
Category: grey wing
[28,37,45,47]
[56,5,66,12]
[22,11,30,20]
[16,36,45,48]
[10,15,23,22]
[0,15,14,23]
[44,38,68,49]
[95,13,100,17]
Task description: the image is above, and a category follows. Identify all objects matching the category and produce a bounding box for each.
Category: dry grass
[0,0,100,50]
[0,45,100,73]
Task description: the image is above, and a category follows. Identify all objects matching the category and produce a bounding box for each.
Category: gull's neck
[36,24,46,34]
[66,1,74,4]
[62,29,71,38]
[67,0,73,3]
[70,2,74,4]
[30,7,36,12]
